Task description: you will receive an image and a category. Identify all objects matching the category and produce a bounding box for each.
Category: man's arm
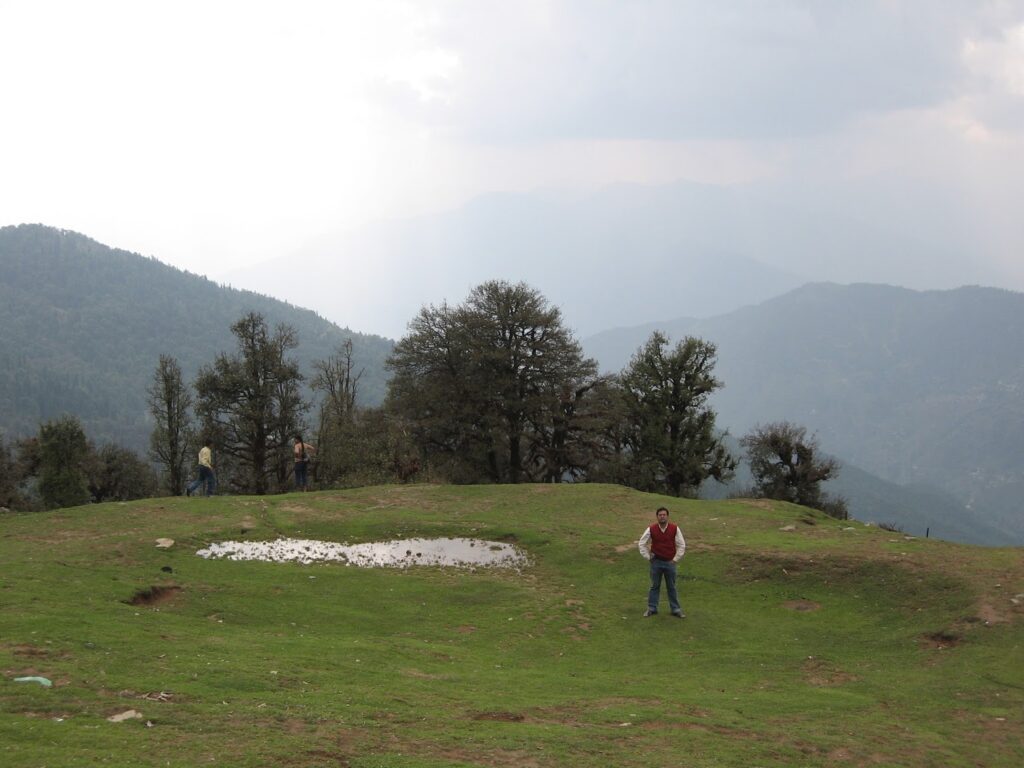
[673,528,686,562]
[638,527,653,560]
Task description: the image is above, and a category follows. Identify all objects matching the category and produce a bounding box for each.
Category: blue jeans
[648,559,681,614]
[294,460,309,489]
[187,466,216,497]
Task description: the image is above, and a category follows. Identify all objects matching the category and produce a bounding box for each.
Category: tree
[0,433,25,510]
[37,416,91,509]
[333,407,422,487]
[387,300,484,482]
[525,375,622,483]
[740,421,846,517]
[147,355,194,496]
[570,377,634,485]
[387,281,599,483]
[194,313,307,494]
[87,443,160,503]
[619,332,736,497]
[311,339,363,487]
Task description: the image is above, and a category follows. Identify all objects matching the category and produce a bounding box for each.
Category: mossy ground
[1,484,1022,767]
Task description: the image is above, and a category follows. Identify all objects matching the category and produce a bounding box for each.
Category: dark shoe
[643,609,656,617]
[672,611,686,618]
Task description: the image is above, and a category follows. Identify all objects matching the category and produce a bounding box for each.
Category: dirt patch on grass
[803,658,858,686]
[664,721,762,740]
[826,747,854,762]
[727,552,832,582]
[415,746,542,768]
[784,599,822,612]
[125,585,182,606]
[948,709,1021,755]
[299,749,353,767]
[277,504,314,514]
[306,717,546,768]
[974,602,1010,625]
[473,711,526,722]
[919,630,961,649]
[402,669,446,680]
[6,644,70,660]
[21,710,76,719]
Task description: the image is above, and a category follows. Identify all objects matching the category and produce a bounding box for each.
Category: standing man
[638,506,686,618]
[293,434,316,491]
[186,439,216,497]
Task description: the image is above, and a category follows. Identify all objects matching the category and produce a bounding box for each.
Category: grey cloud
[390,0,1021,142]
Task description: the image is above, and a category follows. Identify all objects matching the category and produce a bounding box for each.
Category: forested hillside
[0,224,393,452]
[584,283,1024,544]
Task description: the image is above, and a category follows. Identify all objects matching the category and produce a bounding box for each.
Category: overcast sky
[2,1,1022,294]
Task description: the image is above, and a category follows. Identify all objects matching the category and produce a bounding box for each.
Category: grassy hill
[0,224,394,452]
[2,484,1021,767]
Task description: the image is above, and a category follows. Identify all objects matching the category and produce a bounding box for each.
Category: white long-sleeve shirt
[638,524,686,562]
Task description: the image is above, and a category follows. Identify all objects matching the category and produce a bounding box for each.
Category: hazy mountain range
[585,282,1024,545]
[225,179,998,341]
[0,224,393,451]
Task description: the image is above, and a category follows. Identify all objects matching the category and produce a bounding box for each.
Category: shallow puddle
[196,537,527,569]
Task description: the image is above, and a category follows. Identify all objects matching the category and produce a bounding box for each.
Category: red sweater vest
[649,523,678,560]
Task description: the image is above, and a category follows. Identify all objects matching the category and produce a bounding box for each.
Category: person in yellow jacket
[186,439,216,497]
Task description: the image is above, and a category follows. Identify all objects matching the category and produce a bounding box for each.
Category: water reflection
[196,537,527,569]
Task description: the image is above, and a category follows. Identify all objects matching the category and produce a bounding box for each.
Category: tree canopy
[147,355,194,496]
[387,281,600,483]
[195,313,307,494]
[741,421,846,517]
[619,331,736,497]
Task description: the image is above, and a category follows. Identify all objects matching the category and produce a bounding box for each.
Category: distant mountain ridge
[0,224,394,452]
[226,176,1005,341]
[227,185,806,339]
[585,282,1024,544]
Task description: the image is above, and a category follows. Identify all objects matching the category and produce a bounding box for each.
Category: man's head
[204,438,213,448]
[656,507,669,525]
[294,435,303,444]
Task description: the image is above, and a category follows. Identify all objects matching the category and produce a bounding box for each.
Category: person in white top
[638,506,686,618]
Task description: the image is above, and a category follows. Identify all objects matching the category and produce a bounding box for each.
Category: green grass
[1,484,1022,767]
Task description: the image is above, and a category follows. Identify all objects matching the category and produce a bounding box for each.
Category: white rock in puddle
[196,537,527,569]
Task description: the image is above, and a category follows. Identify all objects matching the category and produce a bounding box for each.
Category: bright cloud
[0,0,1022,296]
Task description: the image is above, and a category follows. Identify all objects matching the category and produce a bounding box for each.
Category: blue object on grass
[14,676,52,687]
